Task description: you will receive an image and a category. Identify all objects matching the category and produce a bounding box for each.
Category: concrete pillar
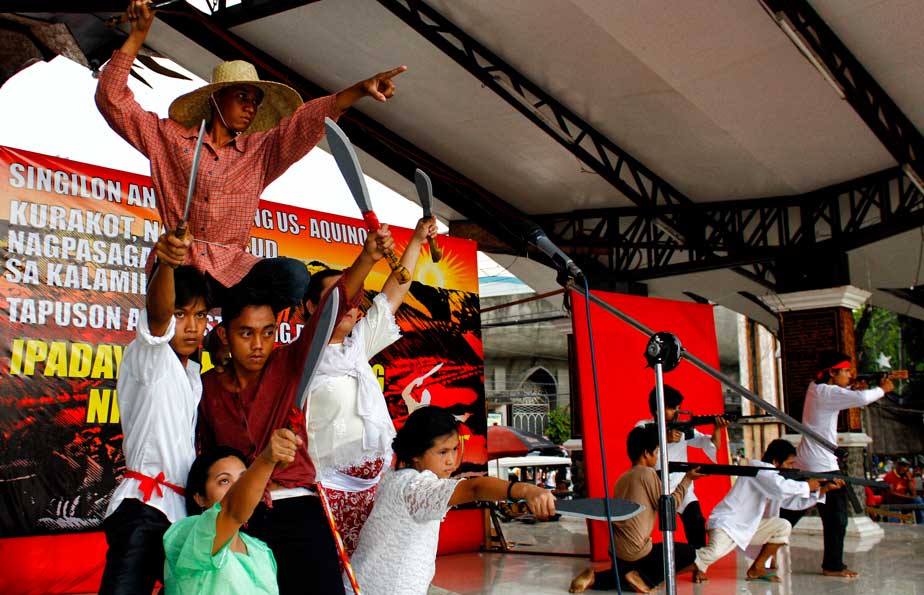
[555,367,570,410]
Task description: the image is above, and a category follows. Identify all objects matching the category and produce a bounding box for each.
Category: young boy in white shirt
[635,384,729,548]
[692,439,843,583]
[99,230,209,595]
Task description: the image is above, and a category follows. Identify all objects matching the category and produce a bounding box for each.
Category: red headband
[817,360,851,379]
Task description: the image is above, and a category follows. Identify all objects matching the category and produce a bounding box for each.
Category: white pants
[694,517,791,572]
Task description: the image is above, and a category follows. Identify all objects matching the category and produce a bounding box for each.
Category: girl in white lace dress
[303,218,436,554]
[349,406,556,595]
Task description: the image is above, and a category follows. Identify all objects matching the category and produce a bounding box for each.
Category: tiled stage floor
[430,518,924,594]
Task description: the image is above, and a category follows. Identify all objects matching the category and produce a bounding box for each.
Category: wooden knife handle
[427,236,443,263]
[362,211,411,283]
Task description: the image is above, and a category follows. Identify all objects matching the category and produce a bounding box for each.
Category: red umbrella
[487,425,557,460]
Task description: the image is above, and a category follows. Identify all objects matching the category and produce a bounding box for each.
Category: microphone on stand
[525,224,584,280]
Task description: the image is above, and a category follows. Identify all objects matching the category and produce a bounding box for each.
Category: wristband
[506,479,519,502]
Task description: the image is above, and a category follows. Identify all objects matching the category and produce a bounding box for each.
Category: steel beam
[374,0,735,253]
[760,0,924,186]
[205,0,322,29]
[489,167,924,283]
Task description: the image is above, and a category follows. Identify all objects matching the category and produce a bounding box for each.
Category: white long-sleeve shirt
[105,312,201,523]
[635,419,717,512]
[795,382,884,472]
[707,460,820,550]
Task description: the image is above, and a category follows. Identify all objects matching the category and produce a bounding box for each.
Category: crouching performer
[692,439,844,583]
[350,406,555,595]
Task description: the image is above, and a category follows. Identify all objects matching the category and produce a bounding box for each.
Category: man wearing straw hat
[97,0,406,313]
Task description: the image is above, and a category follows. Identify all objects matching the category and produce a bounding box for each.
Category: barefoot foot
[693,569,709,583]
[569,568,595,593]
[624,570,653,593]
[823,568,859,578]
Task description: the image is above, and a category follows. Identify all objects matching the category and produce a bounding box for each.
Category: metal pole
[653,364,677,595]
[577,277,623,593]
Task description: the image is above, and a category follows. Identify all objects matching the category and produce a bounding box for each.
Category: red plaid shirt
[198,275,361,489]
[96,50,342,287]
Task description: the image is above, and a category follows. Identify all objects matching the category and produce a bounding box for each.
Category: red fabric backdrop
[570,290,730,561]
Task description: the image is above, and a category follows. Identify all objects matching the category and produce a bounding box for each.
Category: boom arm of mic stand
[567,283,847,459]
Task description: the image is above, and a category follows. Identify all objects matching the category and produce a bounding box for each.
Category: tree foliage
[545,406,571,445]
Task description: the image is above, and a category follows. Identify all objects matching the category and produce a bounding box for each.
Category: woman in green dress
[163,429,301,594]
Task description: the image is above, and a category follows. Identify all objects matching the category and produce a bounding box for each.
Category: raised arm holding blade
[325,117,411,283]
[97,0,407,312]
[414,169,443,262]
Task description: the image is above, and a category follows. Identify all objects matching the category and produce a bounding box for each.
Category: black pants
[680,501,707,549]
[243,495,345,595]
[592,542,696,591]
[98,498,170,595]
[209,256,310,313]
[781,480,848,571]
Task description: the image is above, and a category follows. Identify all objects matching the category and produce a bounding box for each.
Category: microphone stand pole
[648,338,677,595]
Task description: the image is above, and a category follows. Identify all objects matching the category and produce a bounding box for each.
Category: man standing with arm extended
[96,0,407,312]
[779,351,893,578]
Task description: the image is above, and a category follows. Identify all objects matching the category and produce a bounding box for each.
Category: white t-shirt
[634,418,717,512]
[707,460,818,550]
[307,294,401,477]
[349,468,461,595]
[795,382,884,472]
[105,312,201,523]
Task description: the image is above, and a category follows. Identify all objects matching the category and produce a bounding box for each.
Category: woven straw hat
[168,60,303,134]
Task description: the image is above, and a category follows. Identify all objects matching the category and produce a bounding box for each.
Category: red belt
[124,470,185,502]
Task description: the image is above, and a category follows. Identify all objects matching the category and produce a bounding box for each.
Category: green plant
[545,406,571,445]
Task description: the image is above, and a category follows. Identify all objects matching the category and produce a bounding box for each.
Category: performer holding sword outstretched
[96,0,408,311]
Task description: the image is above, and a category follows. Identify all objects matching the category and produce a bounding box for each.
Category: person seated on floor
[883,457,924,524]
[569,424,701,594]
[692,439,843,584]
